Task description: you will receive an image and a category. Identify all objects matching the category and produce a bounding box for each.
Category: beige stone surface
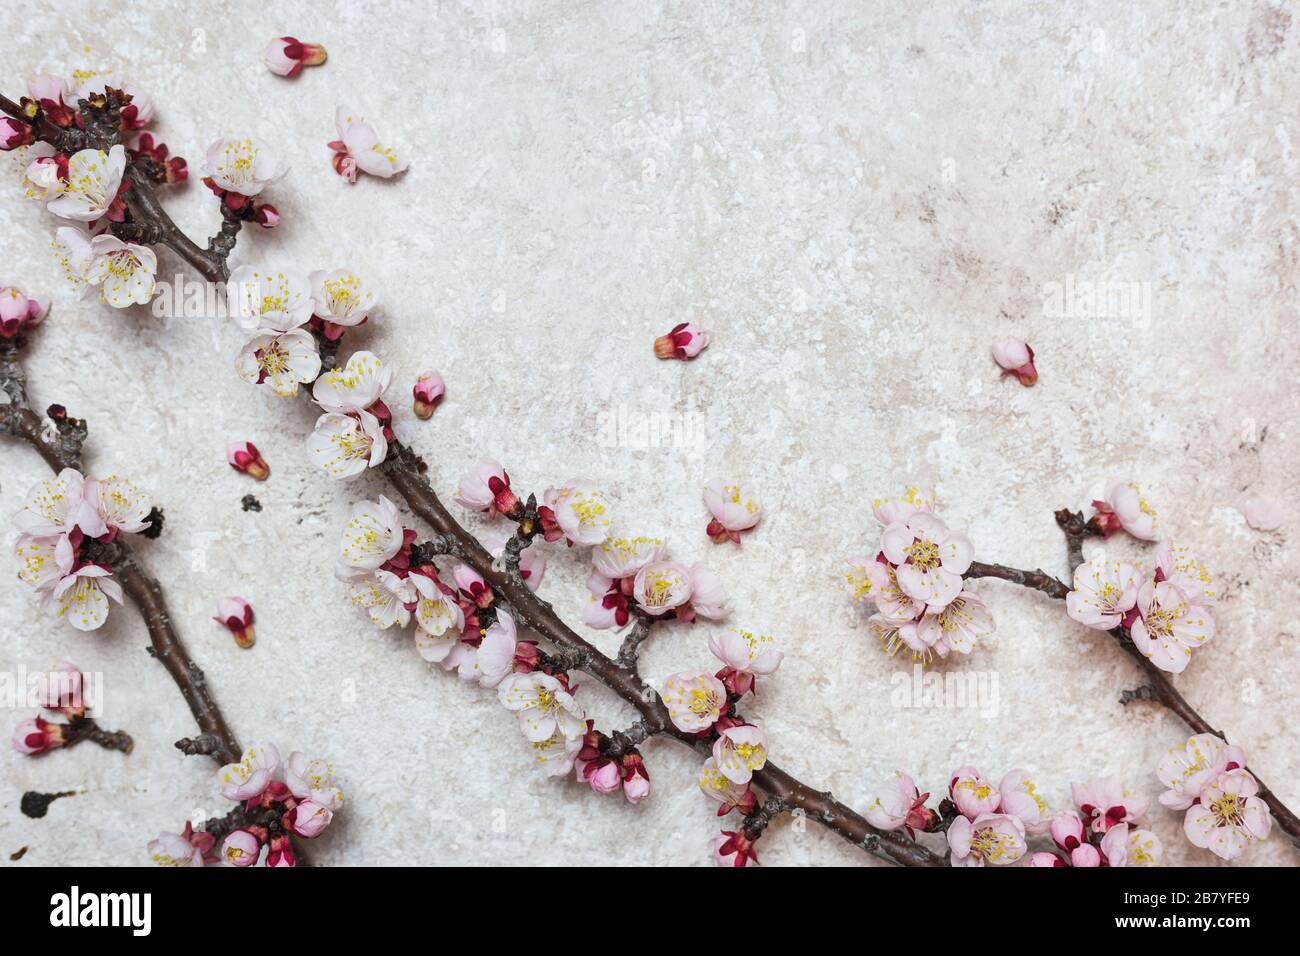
[1,0,1296,866]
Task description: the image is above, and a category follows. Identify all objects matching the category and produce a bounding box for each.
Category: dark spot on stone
[241,494,262,512]
[9,846,28,861]
[21,790,75,819]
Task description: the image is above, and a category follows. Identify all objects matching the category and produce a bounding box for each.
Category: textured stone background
[1,0,1296,867]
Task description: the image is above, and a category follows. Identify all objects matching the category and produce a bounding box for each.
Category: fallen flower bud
[992,337,1037,386]
[214,596,256,648]
[412,370,445,419]
[654,321,709,360]
[12,715,66,755]
[228,440,270,480]
[264,37,328,78]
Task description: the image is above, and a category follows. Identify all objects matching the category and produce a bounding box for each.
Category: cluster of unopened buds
[12,661,91,756]
[1066,480,1216,674]
[148,744,342,867]
[13,467,155,631]
[847,487,992,663]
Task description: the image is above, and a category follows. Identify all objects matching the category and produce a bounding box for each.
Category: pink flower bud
[253,203,280,229]
[1028,851,1066,867]
[12,715,66,756]
[214,597,256,649]
[654,322,710,360]
[992,337,1038,386]
[221,828,261,866]
[0,117,34,151]
[583,757,623,795]
[39,662,85,720]
[1050,810,1085,851]
[0,285,49,340]
[266,833,297,867]
[712,829,759,867]
[227,440,270,480]
[264,37,329,77]
[412,370,445,420]
[1070,843,1102,867]
[621,751,651,804]
[452,563,493,608]
[285,799,333,838]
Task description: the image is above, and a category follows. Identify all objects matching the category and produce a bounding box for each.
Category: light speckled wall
[1,0,1296,866]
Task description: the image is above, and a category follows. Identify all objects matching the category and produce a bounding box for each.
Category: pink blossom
[227,440,270,480]
[1092,480,1158,540]
[699,757,758,817]
[1100,822,1164,867]
[862,772,935,833]
[632,559,693,615]
[1066,555,1143,630]
[712,830,759,867]
[0,284,49,339]
[147,824,212,867]
[583,757,622,795]
[1243,498,1282,531]
[946,812,1026,866]
[1155,540,1216,607]
[871,486,936,526]
[654,322,709,360]
[683,563,730,621]
[472,612,519,689]
[1156,733,1246,811]
[12,715,65,755]
[497,672,586,742]
[1130,580,1213,674]
[998,768,1051,834]
[540,480,612,546]
[330,105,408,182]
[455,459,520,517]
[591,536,666,579]
[202,138,286,198]
[221,829,261,866]
[412,370,445,420]
[218,743,281,801]
[264,37,328,78]
[1028,852,1066,867]
[662,672,727,733]
[38,661,85,720]
[712,723,768,785]
[285,799,333,838]
[284,751,344,810]
[0,117,34,150]
[266,834,296,867]
[214,597,256,649]
[949,765,1001,819]
[1049,810,1086,854]
[1071,776,1148,834]
[1183,769,1271,860]
[621,752,651,804]
[703,479,760,543]
[880,513,973,610]
[708,627,781,696]
[992,337,1038,386]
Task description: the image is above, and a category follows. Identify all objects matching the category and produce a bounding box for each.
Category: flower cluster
[1028,777,1160,867]
[329,105,408,183]
[582,536,729,630]
[0,282,49,339]
[1157,733,1272,861]
[1066,539,1215,673]
[942,765,1048,866]
[11,661,88,756]
[848,487,992,663]
[13,468,154,631]
[149,744,342,867]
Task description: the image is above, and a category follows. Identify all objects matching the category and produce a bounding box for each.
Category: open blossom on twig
[881,512,974,608]
[284,751,344,811]
[228,266,313,333]
[313,349,393,414]
[653,322,709,360]
[633,559,693,615]
[349,569,417,630]
[862,772,935,834]
[308,410,388,479]
[950,765,1002,819]
[1182,768,1272,861]
[330,105,408,182]
[540,480,612,546]
[1155,540,1215,607]
[1071,776,1148,834]
[997,768,1051,834]
[662,671,728,733]
[708,628,782,696]
[700,757,758,816]
[455,459,520,517]
[991,337,1038,386]
[412,370,444,420]
[221,828,261,866]
[498,671,586,742]
[148,824,215,867]
[264,37,328,77]
[0,283,49,339]
[1130,580,1213,674]
[236,329,321,396]
[336,495,406,579]
[712,723,768,784]
[47,145,128,222]
[227,440,270,480]
[1242,498,1281,531]
[53,227,157,307]
[309,269,377,341]
[202,137,286,198]
[947,812,1026,866]
[214,597,256,649]
[17,143,65,201]
[1091,479,1157,540]
[871,485,935,525]
[703,479,760,544]
[712,829,759,867]
[219,743,282,801]
[1156,732,1246,810]
[1065,554,1142,630]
